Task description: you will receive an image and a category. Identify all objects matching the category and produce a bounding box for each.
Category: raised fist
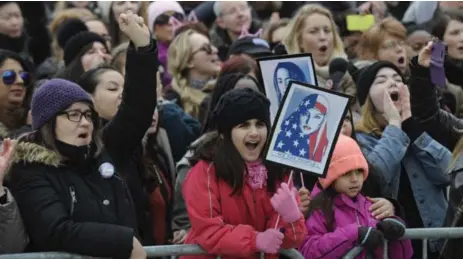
[118,12,150,48]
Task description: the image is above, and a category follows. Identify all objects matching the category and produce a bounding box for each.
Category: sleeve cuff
[401,117,425,143]
[410,56,430,78]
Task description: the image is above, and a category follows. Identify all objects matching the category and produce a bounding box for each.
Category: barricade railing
[343,227,463,259]
[0,246,305,259]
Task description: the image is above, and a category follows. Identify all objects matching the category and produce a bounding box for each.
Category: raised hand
[398,83,411,121]
[382,89,401,128]
[0,138,16,185]
[118,12,150,48]
[417,41,433,68]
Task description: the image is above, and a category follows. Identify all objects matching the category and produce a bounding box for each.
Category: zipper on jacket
[69,186,77,215]
[154,166,163,185]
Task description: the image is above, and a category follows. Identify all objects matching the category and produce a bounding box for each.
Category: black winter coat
[9,142,136,259]
[100,41,159,245]
[8,41,159,258]
[409,56,461,258]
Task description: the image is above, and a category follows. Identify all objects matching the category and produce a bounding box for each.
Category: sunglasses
[155,12,184,25]
[192,44,214,56]
[2,70,30,87]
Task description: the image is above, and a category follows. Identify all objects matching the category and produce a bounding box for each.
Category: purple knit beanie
[31,79,93,130]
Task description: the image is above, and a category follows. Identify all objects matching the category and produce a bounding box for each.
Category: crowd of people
[1,1,463,259]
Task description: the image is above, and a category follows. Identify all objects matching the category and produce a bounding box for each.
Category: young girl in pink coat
[299,135,413,258]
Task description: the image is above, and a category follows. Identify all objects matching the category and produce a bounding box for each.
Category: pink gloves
[270,183,301,223]
[256,229,284,254]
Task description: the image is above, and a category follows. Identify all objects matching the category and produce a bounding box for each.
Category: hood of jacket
[176,131,218,169]
[9,141,62,170]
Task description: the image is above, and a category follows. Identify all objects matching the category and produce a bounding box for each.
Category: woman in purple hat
[6,12,157,259]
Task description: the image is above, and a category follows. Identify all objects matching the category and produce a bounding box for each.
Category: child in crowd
[300,135,413,258]
[181,88,306,259]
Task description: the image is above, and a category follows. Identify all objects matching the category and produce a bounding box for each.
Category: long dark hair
[307,183,338,231]
[0,49,35,129]
[192,129,285,195]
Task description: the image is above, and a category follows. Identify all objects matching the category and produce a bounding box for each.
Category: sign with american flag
[264,80,350,177]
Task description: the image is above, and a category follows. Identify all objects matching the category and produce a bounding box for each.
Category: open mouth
[303,125,311,131]
[458,46,463,51]
[245,141,259,151]
[78,133,89,139]
[319,46,328,52]
[390,91,400,102]
[349,186,360,192]
[397,57,405,65]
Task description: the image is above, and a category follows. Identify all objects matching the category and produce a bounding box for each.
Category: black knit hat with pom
[212,88,270,134]
[56,19,89,49]
[60,19,108,66]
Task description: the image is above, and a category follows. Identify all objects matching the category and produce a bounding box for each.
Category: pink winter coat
[299,192,413,258]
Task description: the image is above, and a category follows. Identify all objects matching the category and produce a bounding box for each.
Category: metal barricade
[343,227,463,259]
[0,246,304,259]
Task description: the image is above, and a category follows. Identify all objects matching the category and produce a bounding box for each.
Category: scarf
[246,160,268,190]
[157,41,172,86]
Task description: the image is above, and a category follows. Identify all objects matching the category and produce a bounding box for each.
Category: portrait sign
[264,81,350,178]
[257,53,318,123]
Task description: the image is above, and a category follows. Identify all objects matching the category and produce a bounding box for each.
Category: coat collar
[333,193,369,215]
[10,141,62,169]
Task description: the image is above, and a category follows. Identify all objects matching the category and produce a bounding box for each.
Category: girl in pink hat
[299,135,413,259]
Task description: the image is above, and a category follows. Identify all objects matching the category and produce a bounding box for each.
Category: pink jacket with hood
[299,135,413,258]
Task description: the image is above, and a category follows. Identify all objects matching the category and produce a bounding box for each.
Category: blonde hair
[49,8,97,59]
[355,97,384,137]
[282,4,345,61]
[358,17,407,60]
[167,29,208,118]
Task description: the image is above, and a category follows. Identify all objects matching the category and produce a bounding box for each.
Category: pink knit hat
[319,135,369,189]
[148,1,185,30]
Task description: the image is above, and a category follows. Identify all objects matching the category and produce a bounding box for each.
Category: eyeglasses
[155,12,184,25]
[381,40,406,50]
[192,43,214,56]
[57,110,96,123]
[2,70,30,87]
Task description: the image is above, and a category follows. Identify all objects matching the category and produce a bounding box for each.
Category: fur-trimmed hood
[9,141,62,169]
[176,131,218,169]
[0,122,9,139]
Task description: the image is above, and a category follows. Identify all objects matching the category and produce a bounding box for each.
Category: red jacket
[181,160,307,259]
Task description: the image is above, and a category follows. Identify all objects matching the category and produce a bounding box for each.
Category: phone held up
[430,40,447,89]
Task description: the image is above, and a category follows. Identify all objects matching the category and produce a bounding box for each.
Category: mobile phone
[346,14,375,32]
[430,41,447,88]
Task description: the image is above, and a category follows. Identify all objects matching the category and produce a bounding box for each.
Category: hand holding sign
[270,183,300,224]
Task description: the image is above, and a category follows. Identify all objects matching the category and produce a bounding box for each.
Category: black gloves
[358,226,384,249]
[376,218,406,241]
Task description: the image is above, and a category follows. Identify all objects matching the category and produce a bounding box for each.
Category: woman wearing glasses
[0,49,33,140]
[166,29,221,120]
[6,13,156,259]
